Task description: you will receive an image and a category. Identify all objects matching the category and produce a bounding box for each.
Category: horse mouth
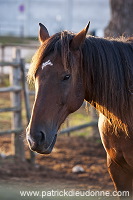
[37,134,57,154]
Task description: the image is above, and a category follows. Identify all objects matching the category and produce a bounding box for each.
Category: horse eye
[63,74,71,81]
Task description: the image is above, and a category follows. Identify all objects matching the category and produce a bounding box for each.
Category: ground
[0,77,114,199]
[0,78,115,199]
[0,135,114,200]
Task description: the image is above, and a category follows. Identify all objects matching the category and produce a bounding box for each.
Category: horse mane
[28,31,133,135]
[82,36,133,135]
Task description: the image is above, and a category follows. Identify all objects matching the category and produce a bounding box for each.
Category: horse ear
[39,23,50,43]
[70,21,90,50]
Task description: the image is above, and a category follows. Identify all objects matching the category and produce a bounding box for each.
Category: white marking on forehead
[41,60,53,70]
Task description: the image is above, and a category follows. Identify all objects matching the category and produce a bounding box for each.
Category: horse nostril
[27,130,46,151]
[39,131,46,144]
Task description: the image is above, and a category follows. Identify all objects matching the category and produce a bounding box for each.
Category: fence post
[0,45,5,84]
[10,48,25,161]
[21,58,35,164]
[21,59,31,121]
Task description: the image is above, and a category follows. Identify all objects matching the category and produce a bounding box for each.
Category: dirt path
[0,135,114,199]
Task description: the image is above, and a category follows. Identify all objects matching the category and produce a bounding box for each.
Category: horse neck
[83,37,133,133]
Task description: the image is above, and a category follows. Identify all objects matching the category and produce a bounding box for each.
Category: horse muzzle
[26,127,57,154]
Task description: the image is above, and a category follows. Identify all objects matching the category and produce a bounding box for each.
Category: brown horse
[26,22,133,199]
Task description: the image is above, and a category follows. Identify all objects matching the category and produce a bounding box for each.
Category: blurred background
[0,0,110,37]
[0,0,133,199]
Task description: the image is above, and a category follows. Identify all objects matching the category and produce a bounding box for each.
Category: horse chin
[36,134,57,155]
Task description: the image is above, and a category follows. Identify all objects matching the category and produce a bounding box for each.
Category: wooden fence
[0,47,35,162]
[0,45,98,163]
[0,48,25,160]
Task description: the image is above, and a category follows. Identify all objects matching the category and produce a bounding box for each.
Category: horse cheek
[68,86,84,113]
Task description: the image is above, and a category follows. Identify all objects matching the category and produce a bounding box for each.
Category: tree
[104,0,133,37]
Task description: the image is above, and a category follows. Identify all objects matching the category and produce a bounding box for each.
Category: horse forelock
[28,31,75,83]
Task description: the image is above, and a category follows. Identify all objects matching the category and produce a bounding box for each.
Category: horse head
[26,22,90,154]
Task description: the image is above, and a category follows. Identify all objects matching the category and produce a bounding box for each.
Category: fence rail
[60,121,98,135]
[0,43,38,49]
[0,86,22,93]
[0,106,20,113]
[0,128,23,136]
[0,61,20,67]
